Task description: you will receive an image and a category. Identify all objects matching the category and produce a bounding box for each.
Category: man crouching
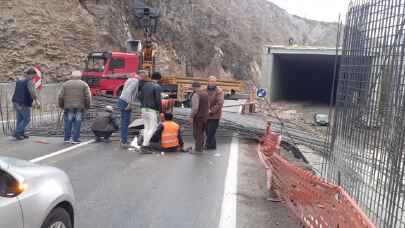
[91,105,119,143]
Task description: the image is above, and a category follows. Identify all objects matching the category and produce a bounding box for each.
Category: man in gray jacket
[58,70,92,144]
[117,73,144,149]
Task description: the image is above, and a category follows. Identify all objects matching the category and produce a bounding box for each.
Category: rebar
[322,1,405,227]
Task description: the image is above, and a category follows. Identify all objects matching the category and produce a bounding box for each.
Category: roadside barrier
[257,124,376,228]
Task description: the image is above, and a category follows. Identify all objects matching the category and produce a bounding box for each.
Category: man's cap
[71,70,82,78]
[192,81,201,88]
[208,75,217,81]
[105,105,114,113]
[24,68,37,76]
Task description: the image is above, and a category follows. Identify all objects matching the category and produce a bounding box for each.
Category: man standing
[139,72,162,149]
[117,75,142,148]
[12,68,41,140]
[206,76,224,150]
[189,82,209,152]
[205,76,224,150]
[91,105,118,143]
[58,70,91,144]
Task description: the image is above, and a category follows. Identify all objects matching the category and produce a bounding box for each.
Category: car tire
[41,207,72,228]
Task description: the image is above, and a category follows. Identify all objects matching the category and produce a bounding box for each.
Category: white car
[0,156,75,228]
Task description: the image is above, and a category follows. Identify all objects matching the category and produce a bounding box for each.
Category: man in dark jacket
[206,76,224,150]
[58,70,92,144]
[139,72,162,148]
[149,112,184,152]
[12,68,41,140]
[189,81,209,152]
[91,105,118,143]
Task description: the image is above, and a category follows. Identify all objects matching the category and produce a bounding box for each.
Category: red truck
[82,51,141,97]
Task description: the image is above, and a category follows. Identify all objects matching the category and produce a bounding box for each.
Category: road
[0,135,299,228]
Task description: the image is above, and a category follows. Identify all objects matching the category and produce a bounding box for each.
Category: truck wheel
[41,207,72,228]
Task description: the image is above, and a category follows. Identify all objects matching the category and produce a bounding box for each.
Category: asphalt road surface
[0,135,300,228]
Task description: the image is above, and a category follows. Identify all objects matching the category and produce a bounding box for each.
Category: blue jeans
[14,103,31,137]
[64,109,83,142]
[117,99,131,144]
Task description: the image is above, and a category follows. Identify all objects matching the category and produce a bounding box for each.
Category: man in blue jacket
[11,68,40,140]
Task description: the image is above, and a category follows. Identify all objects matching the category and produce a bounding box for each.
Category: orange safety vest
[161,121,180,149]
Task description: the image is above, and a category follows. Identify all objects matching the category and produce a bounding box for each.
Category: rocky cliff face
[0,0,338,83]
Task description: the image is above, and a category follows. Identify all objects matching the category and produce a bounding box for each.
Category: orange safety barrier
[257,124,376,228]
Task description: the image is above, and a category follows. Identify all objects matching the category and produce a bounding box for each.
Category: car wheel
[41,207,72,228]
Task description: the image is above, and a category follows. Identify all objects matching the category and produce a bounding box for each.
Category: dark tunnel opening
[271,54,339,104]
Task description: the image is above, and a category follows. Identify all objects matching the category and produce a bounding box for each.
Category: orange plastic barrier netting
[257,129,376,228]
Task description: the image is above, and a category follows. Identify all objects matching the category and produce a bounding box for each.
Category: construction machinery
[81,3,246,107]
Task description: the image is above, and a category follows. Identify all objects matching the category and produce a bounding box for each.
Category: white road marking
[219,137,239,228]
[30,139,95,163]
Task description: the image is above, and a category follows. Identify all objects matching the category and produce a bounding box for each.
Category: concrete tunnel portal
[262,46,341,104]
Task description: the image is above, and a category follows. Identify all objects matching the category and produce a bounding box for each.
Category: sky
[268,0,351,22]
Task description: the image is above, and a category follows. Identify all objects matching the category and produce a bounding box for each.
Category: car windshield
[85,57,107,72]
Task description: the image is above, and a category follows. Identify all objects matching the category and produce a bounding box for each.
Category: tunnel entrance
[262,46,341,105]
[273,54,339,104]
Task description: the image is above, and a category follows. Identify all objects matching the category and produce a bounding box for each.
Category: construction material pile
[28,96,268,140]
[27,96,326,156]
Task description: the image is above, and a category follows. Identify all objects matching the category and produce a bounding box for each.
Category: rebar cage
[323,0,405,227]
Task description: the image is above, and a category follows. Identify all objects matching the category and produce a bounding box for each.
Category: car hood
[0,156,37,168]
[0,156,60,181]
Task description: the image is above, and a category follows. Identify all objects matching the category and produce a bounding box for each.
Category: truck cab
[82,51,140,97]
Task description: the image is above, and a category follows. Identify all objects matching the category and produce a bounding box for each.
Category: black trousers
[205,119,219,149]
[93,130,113,139]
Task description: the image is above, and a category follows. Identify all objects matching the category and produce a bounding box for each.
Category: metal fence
[323,0,405,227]
[0,83,133,139]
[0,83,62,137]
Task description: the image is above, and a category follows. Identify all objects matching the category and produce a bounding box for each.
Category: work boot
[71,140,82,144]
[120,143,134,149]
[180,147,192,153]
[190,148,203,154]
[14,135,24,140]
[204,145,216,151]
[139,146,153,154]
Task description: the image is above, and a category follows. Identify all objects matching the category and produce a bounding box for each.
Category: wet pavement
[0,135,300,228]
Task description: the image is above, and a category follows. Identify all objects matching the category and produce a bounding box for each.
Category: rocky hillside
[0,0,338,82]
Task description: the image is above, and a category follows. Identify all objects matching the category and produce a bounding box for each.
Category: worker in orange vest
[148,112,184,153]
